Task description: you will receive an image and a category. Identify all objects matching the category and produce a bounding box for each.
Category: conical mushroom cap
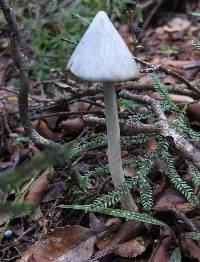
[67,11,139,82]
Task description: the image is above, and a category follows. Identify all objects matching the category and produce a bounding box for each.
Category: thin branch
[0,0,57,148]
[119,90,200,170]
[134,56,200,97]
[0,86,50,102]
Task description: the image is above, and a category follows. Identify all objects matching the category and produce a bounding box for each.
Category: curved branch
[0,0,56,148]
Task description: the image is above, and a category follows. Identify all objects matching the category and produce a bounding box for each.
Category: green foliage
[9,133,29,144]
[158,140,198,205]
[119,98,143,109]
[72,133,154,157]
[174,113,200,143]
[91,176,138,209]
[60,204,165,226]
[180,232,200,241]
[149,72,179,111]
[186,161,200,186]
[0,142,75,221]
[0,201,35,218]
[137,154,155,210]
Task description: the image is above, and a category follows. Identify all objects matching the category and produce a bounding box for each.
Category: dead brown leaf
[60,117,84,135]
[163,17,191,33]
[181,238,200,261]
[23,169,52,205]
[33,120,61,141]
[114,237,146,258]
[187,103,200,122]
[150,227,172,262]
[154,187,194,213]
[18,225,96,262]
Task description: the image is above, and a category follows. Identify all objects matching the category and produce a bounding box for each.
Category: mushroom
[67,11,139,211]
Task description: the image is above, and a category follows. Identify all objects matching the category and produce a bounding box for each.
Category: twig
[62,37,77,45]
[119,90,200,170]
[83,115,162,134]
[134,56,200,97]
[172,207,199,232]
[0,86,50,102]
[142,0,163,32]
[0,0,56,147]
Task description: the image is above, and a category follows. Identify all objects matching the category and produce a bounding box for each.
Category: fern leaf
[91,176,138,209]
[72,133,107,156]
[158,141,199,205]
[181,232,200,241]
[149,72,179,111]
[82,151,156,186]
[186,161,200,186]
[137,154,155,210]
[60,204,165,226]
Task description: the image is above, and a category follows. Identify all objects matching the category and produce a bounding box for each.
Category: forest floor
[0,1,200,261]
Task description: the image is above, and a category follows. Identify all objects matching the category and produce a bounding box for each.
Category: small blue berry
[4,229,13,238]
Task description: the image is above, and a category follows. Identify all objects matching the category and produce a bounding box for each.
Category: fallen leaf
[114,237,146,258]
[163,60,189,68]
[150,227,172,262]
[60,118,84,135]
[154,187,194,213]
[18,225,96,262]
[95,220,144,260]
[23,169,52,205]
[169,94,194,103]
[187,103,200,122]
[181,238,200,261]
[163,17,191,33]
[33,120,61,140]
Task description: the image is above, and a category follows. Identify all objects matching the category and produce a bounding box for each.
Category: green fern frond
[158,141,199,205]
[82,151,156,186]
[121,134,156,145]
[73,134,154,157]
[72,133,107,156]
[186,161,200,186]
[129,110,154,121]
[60,204,165,226]
[119,98,143,109]
[192,40,200,50]
[91,176,138,209]
[149,72,179,111]
[181,232,200,241]
[175,113,200,142]
[137,154,155,210]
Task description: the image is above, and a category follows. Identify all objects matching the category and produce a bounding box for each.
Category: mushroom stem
[103,82,138,211]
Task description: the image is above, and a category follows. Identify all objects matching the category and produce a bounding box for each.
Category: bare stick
[0,0,57,148]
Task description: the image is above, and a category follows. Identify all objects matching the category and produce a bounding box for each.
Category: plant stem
[103,82,138,211]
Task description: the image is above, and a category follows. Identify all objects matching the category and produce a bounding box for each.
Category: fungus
[67,11,139,210]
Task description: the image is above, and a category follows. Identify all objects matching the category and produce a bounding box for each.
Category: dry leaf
[181,239,200,261]
[23,169,52,205]
[60,118,84,135]
[18,225,96,262]
[163,17,191,33]
[150,227,172,262]
[114,237,146,258]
